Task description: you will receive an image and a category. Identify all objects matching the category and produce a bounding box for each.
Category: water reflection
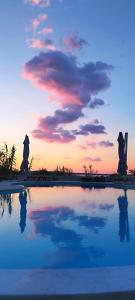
[99,204,114,211]
[19,191,27,234]
[118,190,130,242]
[0,194,13,217]
[1,189,130,245]
[0,186,134,269]
[30,206,106,268]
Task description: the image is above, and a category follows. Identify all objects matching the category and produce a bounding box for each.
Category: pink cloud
[25,0,62,6]
[39,27,54,35]
[42,0,50,6]
[32,127,76,143]
[28,0,40,4]
[79,140,114,150]
[24,51,112,108]
[32,18,40,31]
[62,33,88,52]
[24,50,113,143]
[78,145,87,150]
[86,142,97,148]
[32,13,47,32]
[31,116,106,144]
[27,38,45,49]
[32,109,80,143]
[27,38,56,50]
[79,142,97,149]
[83,156,101,162]
[38,13,48,22]
[25,0,50,6]
[98,140,114,147]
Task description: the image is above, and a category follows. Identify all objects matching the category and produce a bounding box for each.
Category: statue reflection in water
[118,190,130,242]
[19,190,27,234]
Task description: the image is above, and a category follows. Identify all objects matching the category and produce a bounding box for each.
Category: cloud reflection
[30,206,106,268]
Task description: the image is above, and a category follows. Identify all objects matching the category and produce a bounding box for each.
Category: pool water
[0,186,135,269]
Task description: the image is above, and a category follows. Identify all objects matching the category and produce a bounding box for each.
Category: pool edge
[0,265,135,297]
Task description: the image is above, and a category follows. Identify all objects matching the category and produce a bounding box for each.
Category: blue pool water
[0,186,135,269]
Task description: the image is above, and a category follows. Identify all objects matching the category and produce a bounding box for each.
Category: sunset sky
[1,0,135,173]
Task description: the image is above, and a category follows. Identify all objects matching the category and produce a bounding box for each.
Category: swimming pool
[0,186,134,269]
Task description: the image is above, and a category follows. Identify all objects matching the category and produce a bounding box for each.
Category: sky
[0,0,135,173]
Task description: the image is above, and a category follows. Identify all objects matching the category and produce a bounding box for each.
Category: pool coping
[11,180,135,189]
[0,265,135,297]
[1,180,135,192]
[0,180,24,193]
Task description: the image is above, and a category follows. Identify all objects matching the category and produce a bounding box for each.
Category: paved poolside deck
[0,180,24,192]
[1,179,135,192]
[0,266,135,299]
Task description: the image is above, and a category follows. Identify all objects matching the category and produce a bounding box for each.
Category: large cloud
[24,50,113,143]
[24,51,112,108]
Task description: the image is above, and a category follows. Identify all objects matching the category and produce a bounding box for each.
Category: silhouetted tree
[0,143,16,175]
